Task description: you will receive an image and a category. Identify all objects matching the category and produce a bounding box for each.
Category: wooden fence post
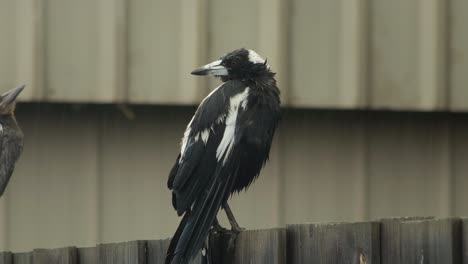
[12,252,32,264]
[463,219,468,264]
[209,228,286,264]
[381,218,462,263]
[0,252,11,264]
[287,222,380,264]
[78,241,146,264]
[32,247,77,264]
[380,216,434,263]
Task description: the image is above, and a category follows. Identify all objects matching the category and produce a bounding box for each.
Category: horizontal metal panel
[450,0,468,111]
[0,1,468,110]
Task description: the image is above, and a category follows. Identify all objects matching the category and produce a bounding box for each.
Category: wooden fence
[1,217,467,263]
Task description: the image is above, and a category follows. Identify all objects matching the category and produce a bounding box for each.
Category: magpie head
[0,85,25,116]
[191,48,271,81]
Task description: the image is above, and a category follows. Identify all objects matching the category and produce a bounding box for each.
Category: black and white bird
[165,49,281,264]
[0,85,25,197]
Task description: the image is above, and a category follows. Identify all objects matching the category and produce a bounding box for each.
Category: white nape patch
[216,88,250,164]
[0,123,3,133]
[248,50,265,64]
[201,248,206,256]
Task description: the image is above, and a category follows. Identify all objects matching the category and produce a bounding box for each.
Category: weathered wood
[210,228,286,264]
[287,222,380,264]
[147,239,170,264]
[0,252,11,264]
[380,216,434,263]
[462,219,468,264]
[12,252,32,264]
[399,218,461,263]
[32,247,77,264]
[98,241,146,264]
[146,238,202,264]
[77,247,98,264]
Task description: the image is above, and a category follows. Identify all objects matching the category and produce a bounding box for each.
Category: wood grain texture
[210,229,286,264]
[12,252,32,264]
[399,218,462,263]
[0,252,11,264]
[32,247,77,264]
[77,247,97,264]
[380,217,434,264]
[287,222,380,264]
[98,241,146,264]
[462,219,468,264]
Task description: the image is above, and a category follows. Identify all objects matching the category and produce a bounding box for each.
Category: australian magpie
[165,49,281,264]
[0,85,25,197]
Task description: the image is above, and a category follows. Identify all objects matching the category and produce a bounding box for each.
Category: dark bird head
[0,85,25,116]
[0,85,25,197]
[191,48,272,82]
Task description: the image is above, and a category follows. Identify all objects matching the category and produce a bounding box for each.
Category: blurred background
[1,0,468,253]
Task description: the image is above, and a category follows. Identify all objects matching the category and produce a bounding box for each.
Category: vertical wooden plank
[210,229,286,264]
[380,217,434,264]
[77,247,97,264]
[462,219,468,263]
[96,0,128,102]
[287,222,380,263]
[98,241,146,264]
[147,239,170,264]
[15,0,45,100]
[32,247,77,264]
[417,0,448,110]
[399,218,462,263]
[338,0,368,108]
[12,252,32,264]
[449,0,468,110]
[0,252,12,264]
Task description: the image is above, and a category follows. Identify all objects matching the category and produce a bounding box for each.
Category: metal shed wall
[0,105,467,252]
[0,0,467,110]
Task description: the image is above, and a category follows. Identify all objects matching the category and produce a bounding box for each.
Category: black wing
[167,80,246,214]
[0,120,24,197]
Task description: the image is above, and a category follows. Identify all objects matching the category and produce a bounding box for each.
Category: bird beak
[191,60,229,76]
[0,85,25,110]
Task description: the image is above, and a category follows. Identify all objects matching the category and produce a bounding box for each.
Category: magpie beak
[0,85,25,109]
[191,60,229,76]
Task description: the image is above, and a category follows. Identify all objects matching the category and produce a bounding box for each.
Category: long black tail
[166,164,239,264]
[165,209,192,264]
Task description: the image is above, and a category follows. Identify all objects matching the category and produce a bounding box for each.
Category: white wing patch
[216,88,250,164]
[179,83,226,162]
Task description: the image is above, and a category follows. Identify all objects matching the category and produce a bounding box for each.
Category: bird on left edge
[0,85,25,197]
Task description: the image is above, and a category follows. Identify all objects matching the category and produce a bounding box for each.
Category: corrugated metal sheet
[1,105,468,252]
[0,0,467,110]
